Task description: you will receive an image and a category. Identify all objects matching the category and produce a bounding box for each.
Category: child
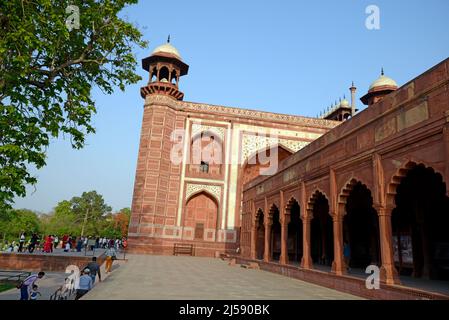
[30,285,41,300]
[64,241,70,252]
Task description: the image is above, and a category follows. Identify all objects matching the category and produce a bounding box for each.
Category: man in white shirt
[19,271,45,300]
[19,232,25,252]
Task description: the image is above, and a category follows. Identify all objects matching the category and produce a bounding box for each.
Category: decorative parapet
[145,95,339,129]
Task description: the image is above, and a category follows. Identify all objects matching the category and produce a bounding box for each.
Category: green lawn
[0,283,16,293]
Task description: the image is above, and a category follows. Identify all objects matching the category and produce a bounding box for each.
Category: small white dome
[152,43,182,60]
[369,74,398,91]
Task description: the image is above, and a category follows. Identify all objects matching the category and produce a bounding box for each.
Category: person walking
[53,235,59,249]
[105,245,117,273]
[75,269,92,300]
[18,232,25,252]
[86,257,102,285]
[28,233,38,253]
[18,271,45,300]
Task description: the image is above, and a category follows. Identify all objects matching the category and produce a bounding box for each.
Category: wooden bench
[173,243,194,256]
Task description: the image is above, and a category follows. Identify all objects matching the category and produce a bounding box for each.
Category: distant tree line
[0,191,130,242]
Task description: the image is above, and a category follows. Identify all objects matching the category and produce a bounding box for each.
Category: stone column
[263,218,272,262]
[332,211,345,275]
[377,204,400,285]
[301,213,313,269]
[250,222,257,260]
[280,215,291,265]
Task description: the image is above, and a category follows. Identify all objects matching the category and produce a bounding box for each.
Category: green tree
[0,0,147,206]
[40,200,80,236]
[0,208,41,241]
[71,190,112,236]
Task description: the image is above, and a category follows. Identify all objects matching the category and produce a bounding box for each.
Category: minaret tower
[129,39,189,254]
[140,36,189,100]
[350,81,357,116]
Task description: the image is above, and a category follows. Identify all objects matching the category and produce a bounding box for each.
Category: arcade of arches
[245,163,449,284]
[243,58,449,288]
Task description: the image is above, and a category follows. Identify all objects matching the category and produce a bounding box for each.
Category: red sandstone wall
[129,104,185,238]
[0,253,106,272]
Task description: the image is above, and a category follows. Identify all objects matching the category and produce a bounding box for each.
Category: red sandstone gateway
[127,40,449,299]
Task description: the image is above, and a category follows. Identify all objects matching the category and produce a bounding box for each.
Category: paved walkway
[83,255,362,300]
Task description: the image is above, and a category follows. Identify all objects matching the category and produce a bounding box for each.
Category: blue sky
[14,0,449,213]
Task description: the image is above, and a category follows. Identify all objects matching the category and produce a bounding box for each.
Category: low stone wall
[0,252,106,272]
[233,256,449,300]
[127,237,238,257]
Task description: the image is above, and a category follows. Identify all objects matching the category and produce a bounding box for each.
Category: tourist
[43,235,53,253]
[75,269,92,300]
[105,245,117,273]
[343,241,351,272]
[54,235,59,249]
[76,237,83,252]
[13,243,19,252]
[89,237,95,251]
[18,271,45,300]
[86,257,102,285]
[50,235,54,252]
[27,233,38,253]
[71,236,77,252]
[18,232,26,252]
[64,241,71,252]
[30,285,42,300]
[62,234,69,248]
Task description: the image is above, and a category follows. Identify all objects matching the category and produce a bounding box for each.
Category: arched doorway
[269,205,281,261]
[286,199,303,264]
[310,192,334,266]
[255,209,265,260]
[343,181,380,269]
[185,192,219,241]
[392,164,449,280]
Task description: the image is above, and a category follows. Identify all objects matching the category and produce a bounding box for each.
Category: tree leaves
[0,0,148,206]
[0,191,130,240]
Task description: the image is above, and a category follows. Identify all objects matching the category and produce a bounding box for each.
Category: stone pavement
[83,255,362,300]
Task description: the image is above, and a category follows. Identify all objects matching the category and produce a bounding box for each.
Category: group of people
[17,248,118,300]
[2,232,40,253]
[2,232,128,254]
